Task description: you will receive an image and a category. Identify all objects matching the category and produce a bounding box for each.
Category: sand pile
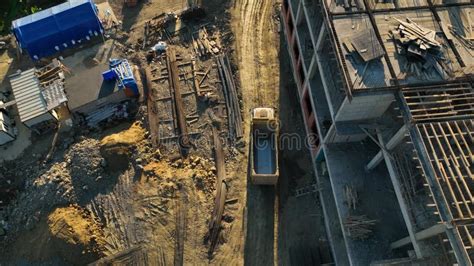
[48,205,105,251]
[100,122,146,171]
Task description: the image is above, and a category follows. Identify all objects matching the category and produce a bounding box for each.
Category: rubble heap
[391,18,453,79]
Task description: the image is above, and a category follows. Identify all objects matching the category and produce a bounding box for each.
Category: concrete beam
[391,223,446,249]
[302,1,318,56]
[315,23,325,51]
[296,1,304,25]
[377,129,423,258]
[366,125,407,171]
[308,52,317,79]
[314,26,337,121]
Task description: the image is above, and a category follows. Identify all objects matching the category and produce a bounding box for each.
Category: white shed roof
[9,68,49,123]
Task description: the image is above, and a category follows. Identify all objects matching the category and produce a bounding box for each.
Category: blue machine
[102,59,139,96]
[12,0,104,60]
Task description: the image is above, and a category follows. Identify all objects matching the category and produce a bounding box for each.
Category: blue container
[102,69,116,81]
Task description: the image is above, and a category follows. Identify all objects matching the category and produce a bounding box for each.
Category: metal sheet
[9,68,49,123]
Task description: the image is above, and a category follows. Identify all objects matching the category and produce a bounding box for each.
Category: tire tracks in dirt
[235,0,279,109]
[212,0,281,265]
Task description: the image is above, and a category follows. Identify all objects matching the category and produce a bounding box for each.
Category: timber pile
[145,67,161,147]
[36,59,67,85]
[193,27,221,58]
[391,18,452,79]
[207,126,227,257]
[174,196,187,266]
[142,13,176,49]
[394,18,441,50]
[216,53,243,142]
[344,185,358,211]
[344,215,377,240]
[166,48,191,153]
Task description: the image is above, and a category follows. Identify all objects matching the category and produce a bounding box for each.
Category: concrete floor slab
[324,141,409,265]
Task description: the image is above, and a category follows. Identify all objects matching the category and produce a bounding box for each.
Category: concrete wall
[335,94,394,122]
[324,123,366,143]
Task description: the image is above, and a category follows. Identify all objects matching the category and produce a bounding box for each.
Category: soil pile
[48,205,105,251]
[100,122,146,171]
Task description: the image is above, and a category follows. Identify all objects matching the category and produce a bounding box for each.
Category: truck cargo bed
[253,131,276,175]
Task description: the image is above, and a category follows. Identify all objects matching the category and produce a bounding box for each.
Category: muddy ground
[0,0,331,265]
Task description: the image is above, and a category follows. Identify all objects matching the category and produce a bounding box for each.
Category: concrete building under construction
[281,0,473,264]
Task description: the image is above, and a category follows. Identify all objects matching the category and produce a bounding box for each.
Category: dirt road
[227,0,281,265]
[233,0,280,109]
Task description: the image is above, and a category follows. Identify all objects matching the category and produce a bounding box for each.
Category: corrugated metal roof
[42,80,67,110]
[9,68,49,122]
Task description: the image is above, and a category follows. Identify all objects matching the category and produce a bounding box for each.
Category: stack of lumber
[391,18,452,79]
[216,54,243,142]
[193,27,221,57]
[166,48,191,153]
[393,18,441,51]
[344,215,377,240]
[344,185,359,211]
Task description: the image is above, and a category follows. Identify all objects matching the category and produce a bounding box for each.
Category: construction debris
[344,185,358,211]
[391,18,453,79]
[193,27,221,58]
[166,48,191,154]
[216,53,243,142]
[207,126,228,257]
[344,215,377,240]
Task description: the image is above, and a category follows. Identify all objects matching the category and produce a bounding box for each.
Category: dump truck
[250,107,279,185]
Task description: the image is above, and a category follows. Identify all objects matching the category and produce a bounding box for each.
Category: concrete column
[314,26,336,120]
[366,125,407,171]
[391,223,446,249]
[301,1,318,54]
[296,1,304,25]
[308,52,317,79]
[377,130,423,258]
[315,23,325,51]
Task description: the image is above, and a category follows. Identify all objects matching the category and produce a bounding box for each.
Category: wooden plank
[437,123,474,207]
[199,65,212,86]
[429,123,469,218]
[145,67,160,147]
[167,48,191,153]
[421,124,463,219]
[191,59,201,96]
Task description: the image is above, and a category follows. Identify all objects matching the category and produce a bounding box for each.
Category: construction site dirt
[0,0,331,265]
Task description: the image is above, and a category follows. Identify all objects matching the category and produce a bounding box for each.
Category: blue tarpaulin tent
[12,0,103,60]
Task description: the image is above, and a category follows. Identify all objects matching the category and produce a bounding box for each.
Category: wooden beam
[167,48,191,153]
